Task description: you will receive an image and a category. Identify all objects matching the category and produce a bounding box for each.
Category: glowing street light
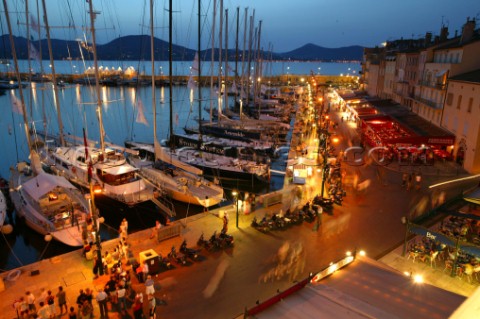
[232,190,239,228]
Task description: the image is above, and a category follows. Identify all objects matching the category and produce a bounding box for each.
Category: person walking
[117,284,127,314]
[68,306,77,319]
[46,290,55,319]
[147,293,156,319]
[145,275,155,296]
[401,172,408,188]
[415,172,422,190]
[133,292,144,319]
[93,254,102,279]
[96,288,108,319]
[406,172,413,191]
[57,286,68,315]
[79,299,93,319]
[37,301,51,319]
[150,220,162,239]
[26,291,36,314]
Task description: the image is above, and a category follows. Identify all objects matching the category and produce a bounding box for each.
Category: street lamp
[401,216,409,257]
[232,190,239,228]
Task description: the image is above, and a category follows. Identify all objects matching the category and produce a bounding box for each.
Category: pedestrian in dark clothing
[76,289,87,308]
[406,173,413,191]
[93,255,102,279]
[68,306,77,319]
[401,172,408,188]
[57,286,68,315]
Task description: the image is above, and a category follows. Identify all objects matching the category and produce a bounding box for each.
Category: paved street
[1,91,478,319]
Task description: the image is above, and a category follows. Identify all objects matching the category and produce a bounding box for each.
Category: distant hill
[0,35,363,62]
[278,43,364,61]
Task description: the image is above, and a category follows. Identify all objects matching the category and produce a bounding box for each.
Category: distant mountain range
[0,35,363,62]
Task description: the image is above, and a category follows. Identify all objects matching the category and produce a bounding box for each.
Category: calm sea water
[3,60,360,77]
[0,61,356,271]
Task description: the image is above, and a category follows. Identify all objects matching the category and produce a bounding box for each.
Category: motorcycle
[167,246,187,265]
[218,229,234,247]
[251,216,270,232]
[180,240,200,260]
[197,233,213,250]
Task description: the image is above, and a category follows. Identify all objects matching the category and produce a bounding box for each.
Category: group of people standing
[402,172,422,191]
[14,286,67,319]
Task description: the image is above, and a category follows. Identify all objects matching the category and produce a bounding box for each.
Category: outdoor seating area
[406,237,480,284]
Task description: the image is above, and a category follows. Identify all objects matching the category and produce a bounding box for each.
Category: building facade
[361,18,480,173]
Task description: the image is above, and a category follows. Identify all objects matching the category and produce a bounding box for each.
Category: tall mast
[217,0,223,118]
[41,0,65,146]
[150,0,157,143]
[223,9,228,111]
[24,0,33,117]
[3,0,32,153]
[35,0,47,134]
[246,11,254,107]
[255,20,262,113]
[197,0,202,141]
[169,0,173,145]
[209,0,216,123]
[234,6,239,103]
[241,7,248,110]
[87,0,105,152]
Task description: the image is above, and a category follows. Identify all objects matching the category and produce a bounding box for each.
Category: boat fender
[6,269,21,281]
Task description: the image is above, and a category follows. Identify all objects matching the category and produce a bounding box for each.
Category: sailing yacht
[9,153,92,247]
[126,141,224,208]
[125,0,223,208]
[43,144,152,206]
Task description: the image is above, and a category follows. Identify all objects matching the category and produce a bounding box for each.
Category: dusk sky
[3,0,479,52]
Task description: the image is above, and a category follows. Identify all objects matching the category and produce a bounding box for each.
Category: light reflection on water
[0,81,288,271]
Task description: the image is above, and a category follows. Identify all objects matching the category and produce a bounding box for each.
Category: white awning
[23,173,76,201]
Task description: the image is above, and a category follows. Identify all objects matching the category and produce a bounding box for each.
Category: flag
[30,14,39,34]
[29,43,40,61]
[11,94,24,115]
[135,98,148,126]
[175,113,179,126]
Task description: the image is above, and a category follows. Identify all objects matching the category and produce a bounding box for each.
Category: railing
[413,96,443,109]
[419,81,446,90]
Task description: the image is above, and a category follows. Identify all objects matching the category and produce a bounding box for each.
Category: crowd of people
[13,217,160,319]
[13,286,67,319]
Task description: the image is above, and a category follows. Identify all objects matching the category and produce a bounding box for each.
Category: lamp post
[232,190,239,228]
[401,216,409,257]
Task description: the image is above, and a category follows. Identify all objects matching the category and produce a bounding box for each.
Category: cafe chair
[443,260,462,277]
[462,264,474,283]
[407,250,419,263]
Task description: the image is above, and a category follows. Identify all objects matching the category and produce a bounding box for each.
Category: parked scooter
[197,232,213,250]
[167,246,187,265]
[218,229,234,247]
[180,240,200,260]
